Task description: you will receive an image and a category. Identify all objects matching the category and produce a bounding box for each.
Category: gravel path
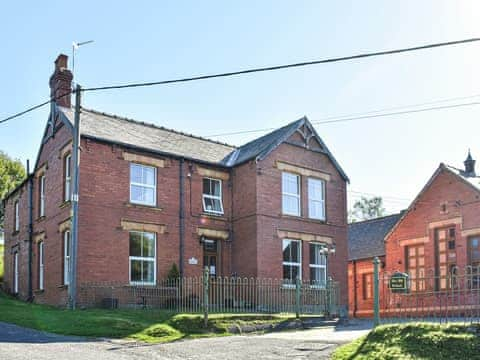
[0,320,372,360]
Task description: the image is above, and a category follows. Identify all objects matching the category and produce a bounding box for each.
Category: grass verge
[0,292,293,343]
[333,323,480,360]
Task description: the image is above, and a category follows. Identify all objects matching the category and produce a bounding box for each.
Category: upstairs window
[309,243,327,287]
[64,154,72,202]
[63,230,71,285]
[282,172,301,216]
[14,201,19,232]
[130,163,156,206]
[308,178,325,220]
[202,178,223,214]
[39,175,46,217]
[282,239,301,285]
[129,231,156,285]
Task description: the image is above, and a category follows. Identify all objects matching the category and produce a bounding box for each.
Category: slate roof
[348,213,403,261]
[57,107,349,181]
[59,107,235,164]
[222,118,305,166]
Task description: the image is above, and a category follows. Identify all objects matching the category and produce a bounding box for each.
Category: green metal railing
[79,269,340,319]
[373,257,480,326]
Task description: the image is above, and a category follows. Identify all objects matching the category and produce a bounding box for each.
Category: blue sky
[1,1,480,213]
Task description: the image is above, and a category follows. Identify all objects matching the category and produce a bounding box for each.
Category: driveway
[0,320,372,360]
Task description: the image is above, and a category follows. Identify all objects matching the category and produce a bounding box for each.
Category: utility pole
[68,84,81,309]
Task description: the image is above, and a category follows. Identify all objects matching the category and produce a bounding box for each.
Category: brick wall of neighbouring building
[385,165,480,275]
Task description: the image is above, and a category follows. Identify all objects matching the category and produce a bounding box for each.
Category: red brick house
[348,153,480,317]
[2,54,349,310]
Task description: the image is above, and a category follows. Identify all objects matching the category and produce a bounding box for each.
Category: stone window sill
[125,202,163,212]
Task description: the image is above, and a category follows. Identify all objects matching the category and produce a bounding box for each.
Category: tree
[0,151,26,228]
[349,196,386,222]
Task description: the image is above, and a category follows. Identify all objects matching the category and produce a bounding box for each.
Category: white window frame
[309,242,327,288]
[64,230,71,285]
[14,201,19,232]
[282,239,302,286]
[39,175,46,217]
[202,177,224,215]
[64,154,72,202]
[39,242,44,290]
[13,252,19,294]
[282,172,301,216]
[129,163,157,206]
[308,178,326,221]
[129,231,157,286]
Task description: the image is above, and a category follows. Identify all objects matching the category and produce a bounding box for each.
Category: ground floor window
[309,243,327,287]
[468,236,480,288]
[363,273,373,300]
[13,252,19,294]
[129,231,156,285]
[63,231,71,285]
[282,239,301,285]
[38,242,44,290]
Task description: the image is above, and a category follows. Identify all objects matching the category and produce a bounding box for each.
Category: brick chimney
[49,54,73,108]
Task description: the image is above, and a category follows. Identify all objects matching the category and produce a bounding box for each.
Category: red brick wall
[253,141,348,309]
[385,168,480,274]
[4,118,73,306]
[3,182,30,299]
[348,257,384,317]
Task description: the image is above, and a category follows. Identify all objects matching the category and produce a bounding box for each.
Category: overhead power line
[1,37,480,126]
[204,100,480,139]
[81,37,480,92]
[0,92,73,125]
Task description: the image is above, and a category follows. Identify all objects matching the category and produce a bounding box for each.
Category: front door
[203,239,219,277]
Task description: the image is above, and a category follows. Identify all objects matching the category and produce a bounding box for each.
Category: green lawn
[333,323,480,360]
[0,292,292,343]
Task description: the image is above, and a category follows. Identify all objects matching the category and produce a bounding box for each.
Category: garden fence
[372,257,480,326]
[79,269,339,319]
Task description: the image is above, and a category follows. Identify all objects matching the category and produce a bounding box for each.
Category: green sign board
[389,272,409,293]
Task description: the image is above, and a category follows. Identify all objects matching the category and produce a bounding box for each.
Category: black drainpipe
[27,160,33,302]
[179,158,185,277]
